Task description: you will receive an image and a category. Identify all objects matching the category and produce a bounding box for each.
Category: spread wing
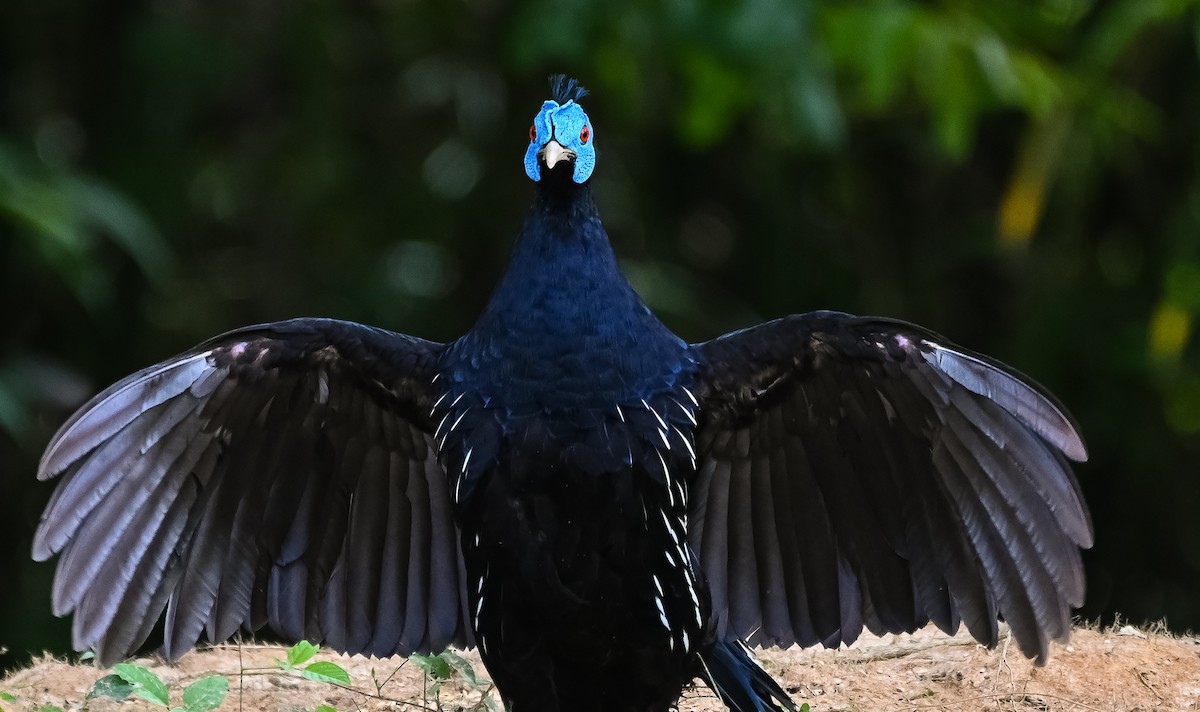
[34,318,469,665]
[688,310,1090,662]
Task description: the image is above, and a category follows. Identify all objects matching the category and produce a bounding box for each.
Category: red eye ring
[529,124,537,142]
[580,125,590,144]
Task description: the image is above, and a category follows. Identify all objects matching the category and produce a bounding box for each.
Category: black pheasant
[33,76,1091,712]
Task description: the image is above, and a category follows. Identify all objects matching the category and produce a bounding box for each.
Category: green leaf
[678,51,748,148]
[915,16,980,158]
[114,663,170,707]
[35,706,64,712]
[286,640,320,667]
[301,661,351,686]
[313,706,337,712]
[87,674,133,701]
[72,178,174,283]
[1010,53,1064,118]
[408,652,452,681]
[0,692,15,702]
[182,676,228,712]
[821,4,915,110]
[441,649,489,688]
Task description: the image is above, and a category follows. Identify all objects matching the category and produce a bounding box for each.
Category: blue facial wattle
[524,100,596,184]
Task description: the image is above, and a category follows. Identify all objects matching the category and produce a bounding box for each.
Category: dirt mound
[3,625,1198,711]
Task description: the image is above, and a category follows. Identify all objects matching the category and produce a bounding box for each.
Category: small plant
[275,641,351,687]
[86,663,227,712]
[408,650,502,712]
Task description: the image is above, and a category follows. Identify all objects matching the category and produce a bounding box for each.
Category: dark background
[3,0,1199,672]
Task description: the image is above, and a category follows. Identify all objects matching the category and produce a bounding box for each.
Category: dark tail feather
[700,640,797,712]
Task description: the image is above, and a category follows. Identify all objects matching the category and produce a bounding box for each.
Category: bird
[33,75,1092,712]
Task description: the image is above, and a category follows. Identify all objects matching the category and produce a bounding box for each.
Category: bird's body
[33,77,1092,712]
[437,171,708,710]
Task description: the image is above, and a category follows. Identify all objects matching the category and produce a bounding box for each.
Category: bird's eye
[529,125,537,142]
[580,125,590,145]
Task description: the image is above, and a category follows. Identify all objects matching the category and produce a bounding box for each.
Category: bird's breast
[430,319,709,655]
[431,381,709,662]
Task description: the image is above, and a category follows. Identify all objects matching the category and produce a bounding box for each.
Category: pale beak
[541,139,576,170]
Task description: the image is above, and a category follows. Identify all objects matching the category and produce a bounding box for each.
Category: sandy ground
[3,624,1199,711]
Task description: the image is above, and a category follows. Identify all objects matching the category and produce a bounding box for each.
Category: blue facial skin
[524,100,596,184]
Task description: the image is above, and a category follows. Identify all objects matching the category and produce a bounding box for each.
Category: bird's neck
[527,173,599,236]
[478,180,635,329]
[454,177,687,397]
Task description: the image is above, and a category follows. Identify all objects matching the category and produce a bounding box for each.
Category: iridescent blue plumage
[442,78,716,711]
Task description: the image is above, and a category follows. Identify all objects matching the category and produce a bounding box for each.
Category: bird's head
[524,75,595,185]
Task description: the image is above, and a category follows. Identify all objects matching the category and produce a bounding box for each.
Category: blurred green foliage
[3,0,1200,670]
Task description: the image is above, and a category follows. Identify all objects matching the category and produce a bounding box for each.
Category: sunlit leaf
[1010,53,1065,118]
[998,114,1071,246]
[1151,302,1191,360]
[182,676,228,712]
[286,641,320,667]
[113,664,169,707]
[301,662,352,686]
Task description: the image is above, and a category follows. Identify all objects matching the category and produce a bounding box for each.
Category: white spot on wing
[672,425,696,462]
[642,398,667,431]
[316,369,329,404]
[660,509,679,545]
[673,398,697,425]
[435,411,452,442]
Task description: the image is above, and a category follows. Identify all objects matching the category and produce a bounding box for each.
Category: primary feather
[35,76,1089,712]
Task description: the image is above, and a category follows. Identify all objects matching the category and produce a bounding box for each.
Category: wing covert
[34,318,470,665]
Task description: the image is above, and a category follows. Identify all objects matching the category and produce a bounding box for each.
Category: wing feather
[690,311,1089,662]
[34,318,465,665]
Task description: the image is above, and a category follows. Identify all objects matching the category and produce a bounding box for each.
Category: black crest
[549,74,589,105]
